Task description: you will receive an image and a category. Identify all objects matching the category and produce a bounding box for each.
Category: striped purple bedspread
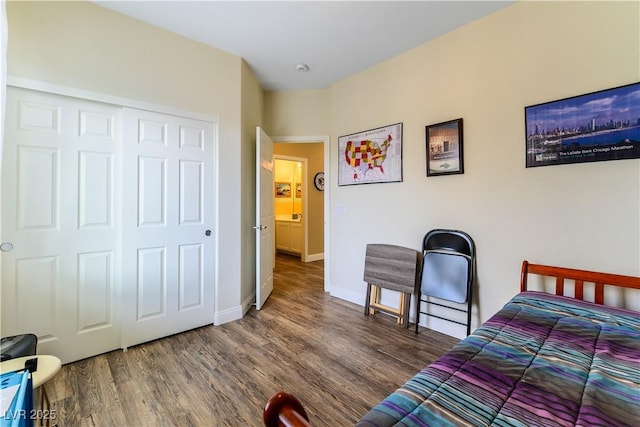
[356,291,640,427]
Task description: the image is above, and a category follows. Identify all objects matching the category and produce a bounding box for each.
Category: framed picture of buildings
[426,118,464,176]
[525,82,640,167]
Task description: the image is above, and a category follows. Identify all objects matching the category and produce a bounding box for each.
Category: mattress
[356,291,640,427]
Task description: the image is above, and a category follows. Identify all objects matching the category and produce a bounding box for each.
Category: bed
[263,261,640,427]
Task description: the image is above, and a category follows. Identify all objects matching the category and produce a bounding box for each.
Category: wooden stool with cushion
[363,244,421,328]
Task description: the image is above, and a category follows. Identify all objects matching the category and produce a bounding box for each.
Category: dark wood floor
[45,253,459,426]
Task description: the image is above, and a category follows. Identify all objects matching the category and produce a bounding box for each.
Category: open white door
[255,127,274,310]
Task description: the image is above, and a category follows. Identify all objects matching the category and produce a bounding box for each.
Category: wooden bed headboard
[520,260,640,305]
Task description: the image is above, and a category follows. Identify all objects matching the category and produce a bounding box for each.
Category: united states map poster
[338,123,403,186]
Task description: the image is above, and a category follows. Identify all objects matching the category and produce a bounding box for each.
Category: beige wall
[263,89,329,259]
[6,1,247,317]
[274,143,325,256]
[264,90,331,136]
[7,1,639,339]
[328,1,640,337]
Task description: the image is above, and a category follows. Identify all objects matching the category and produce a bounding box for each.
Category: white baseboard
[214,305,244,325]
[329,286,364,307]
[304,252,324,262]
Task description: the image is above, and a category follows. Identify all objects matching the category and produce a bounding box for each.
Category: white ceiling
[93,1,512,91]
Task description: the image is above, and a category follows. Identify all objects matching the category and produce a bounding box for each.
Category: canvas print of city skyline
[525,82,640,167]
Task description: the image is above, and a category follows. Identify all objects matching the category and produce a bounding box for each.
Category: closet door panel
[1,87,121,363]
[121,108,216,348]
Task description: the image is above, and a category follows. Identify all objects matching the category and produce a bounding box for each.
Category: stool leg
[371,286,379,315]
[403,292,411,329]
[33,384,52,427]
[364,283,372,316]
[397,294,405,325]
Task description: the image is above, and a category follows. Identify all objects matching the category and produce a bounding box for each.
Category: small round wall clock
[313,172,325,191]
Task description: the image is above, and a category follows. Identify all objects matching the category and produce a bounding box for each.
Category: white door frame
[272,135,330,292]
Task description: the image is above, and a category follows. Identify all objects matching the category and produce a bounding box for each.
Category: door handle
[253,225,267,230]
[205,230,212,236]
[0,242,14,252]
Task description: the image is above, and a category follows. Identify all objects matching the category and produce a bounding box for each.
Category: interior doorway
[273,156,306,260]
[273,141,325,263]
[273,135,331,292]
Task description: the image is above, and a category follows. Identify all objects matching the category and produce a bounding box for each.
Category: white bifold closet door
[1,87,122,362]
[121,107,215,349]
[1,87,216,363]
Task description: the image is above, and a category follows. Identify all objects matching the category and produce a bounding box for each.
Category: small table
[1,355,61,426]
[363,244,421,328]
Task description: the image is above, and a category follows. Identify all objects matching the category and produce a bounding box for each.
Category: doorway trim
[272,135,330,292]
